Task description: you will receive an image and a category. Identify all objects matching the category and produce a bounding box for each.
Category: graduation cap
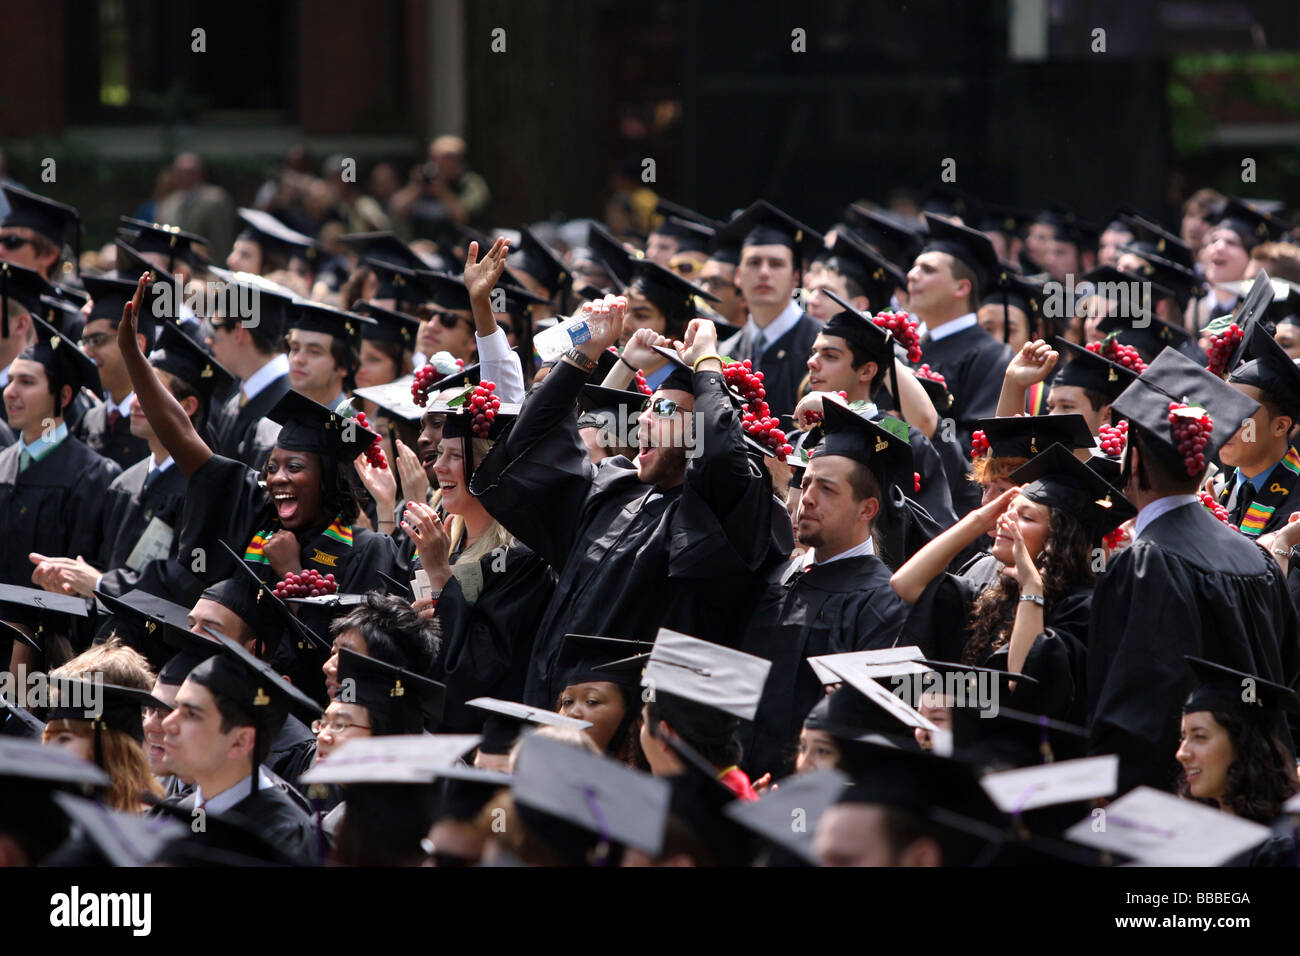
[561,633,653,690]
[50,791,187,867]
[1112,346,1261,477]
[1182,655,1300,722]
[339,231,433,274]
[1008,443,1136,543]
[1094,311,1193,364]
[977,203,1034,237]
[950,703,1088,770]
[335,645,445,733]
[508,226,572,299]
[1034,204,1100,251]
[1119,210,1196,272]
[467,696,593,756]
[653,197,721,231]
[627,256,718,327]
[914,657,1038,701]
[157,622,223,687]
[646,343,698,395]
[979,753,1119,817]
[920,184,977,223]
[0,735,110,789]
[436,394,520,484]
[970,413,1094,460]
[148,321,236,403]
[286,300,374,348]
[299,734,489,786]
[0,259,58,338]
[1,184,80,252]
[0,692,46,736]
[804,662,938,744]
[641,629,771,742]
[267,387,381,462]
[93,585,191,635]
[361,258,432,309]
[234,207,320,270]
[415,270,476,315]
[651,215,715,254]
[806,645,927,686]
[512,731,672,862]
[213,540,330,655]
[984,270,1048,342]
[818,232,907,308]
[1113,246,1206,309]
[577,383,645,449]
[353,375,425,425]
[820,288,896,376]
[842,204,925,270]
[189,627,324,797]
[1226,315,1300,419]
[81,273,160,348]
[353,300,421,351]
[0,584,88,648]
[18,314,102,406]
[921,213,1001,293]
[204,266,296,343]
[814,396,914,494]
[1052,336,1138,403]
[723,768,847,865]
[1065,785,1271,866]
[44,678,167,768]
[714,200,824,269]
[118,216,209,272]
[1212,197,1287,248]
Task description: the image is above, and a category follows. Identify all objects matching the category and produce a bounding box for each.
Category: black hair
[333,783,440,866]
[645,693,743,769]
[329,591,440,675]
[1177,710,1299,823]
[214,695,282,766]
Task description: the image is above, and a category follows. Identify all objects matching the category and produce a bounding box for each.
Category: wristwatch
[564,348,598,373]
[1018,593,1046,607]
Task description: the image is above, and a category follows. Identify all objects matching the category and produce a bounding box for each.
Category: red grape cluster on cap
[723,360,792,457]
[970,429,991,458]
[466,381,500,438]
[915,364,945,386]
[352,411,387,469]
[1205,322,1243,378]
[1098,420,1128,456]
[274,569,337,598]
[873,310,922,363]
[1086,334,1146,374]
[1198,490,1231,525]
[1169,402,1212,476]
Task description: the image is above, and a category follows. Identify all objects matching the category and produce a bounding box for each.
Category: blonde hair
[449,437,514,567]
[506,724,600,773]
[48,638,162,812]
[970,455,1028,486]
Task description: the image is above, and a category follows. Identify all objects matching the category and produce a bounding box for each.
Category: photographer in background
[392,135,491,248]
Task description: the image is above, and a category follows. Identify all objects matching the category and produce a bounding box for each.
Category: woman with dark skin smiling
[1176,657,1300,865]
[116,274,404,702]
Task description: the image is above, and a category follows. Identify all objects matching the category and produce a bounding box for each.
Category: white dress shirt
[475,327,525,403]
[801,535,876,569]
[240,353,290,402]
[193,767,275,814]
[918,312,978,342]
[743,299,804,356]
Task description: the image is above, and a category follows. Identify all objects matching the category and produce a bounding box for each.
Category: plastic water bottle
[533,301,614,361]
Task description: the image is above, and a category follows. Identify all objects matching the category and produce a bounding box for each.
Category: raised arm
[996,340,1058,418]
[117,273,213,478]
[893,362,939,438]
[890,487,1018,604]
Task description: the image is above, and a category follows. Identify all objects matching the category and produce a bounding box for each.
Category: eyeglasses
[79,332,114,349]
[650,397,681,418]
[142,705,170,720]
[0,234,35,251]
[312,717,372,735]
[433,311,471,330]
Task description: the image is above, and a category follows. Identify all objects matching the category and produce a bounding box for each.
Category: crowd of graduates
[3,166,1300,867]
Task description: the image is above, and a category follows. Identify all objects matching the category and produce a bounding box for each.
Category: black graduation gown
[73,401,150,471]
[899,419,958,531]
[721,311,822,422]
[1087,501,1300,795]
[174,779,319,866]
[739,553,908,779]
[211,372,290,468]
[1215,448,1300,538]
[471,360,794,708]
[433,543,556,733]
[0,419,14,449]
[0,435,121,589]
[919,323,1012,450]
[898,560,1093,725]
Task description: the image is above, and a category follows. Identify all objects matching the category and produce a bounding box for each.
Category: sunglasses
[432,311,472,330]
[650,397,682,418]
[0,234,35,251]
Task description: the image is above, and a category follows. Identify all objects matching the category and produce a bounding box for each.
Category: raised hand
[621,327,669,372]
[1004,339,1059,388]
[674,318,720,370]
[401,501,454,588]
[117,272,149,359]
[971,486,1021,537]
[574,294,628,360]
[1000,518,1044,591]
[463,236,510,301]
[353,451,398,512]
[394,439,429,504]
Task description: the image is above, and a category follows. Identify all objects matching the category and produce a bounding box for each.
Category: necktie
[107,409,121,430]
[1232,478,1256,526]
[141,467,159,495]
[239,390,250,408]
[18,449,32,473]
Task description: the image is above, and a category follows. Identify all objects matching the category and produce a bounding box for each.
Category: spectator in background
[322,155,390,234]
[131,167,176,224]
[1246,241,1300,285]
[1181,187,1224,272]
[392,135,490,247]
[155,153,236,261]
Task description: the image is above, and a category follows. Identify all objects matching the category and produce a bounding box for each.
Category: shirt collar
[242,353,290,401]
[193,767,274,815]
[1235,462,1279,494]
[801,535,875,568]
[19,420,68,461]
[1132,493,1199,541]
[744,299,804,354]
[920,312,979,342]
[149,454,175,474]
[108,391,135,416]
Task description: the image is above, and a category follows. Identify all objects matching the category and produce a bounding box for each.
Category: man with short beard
[471,295,793,708]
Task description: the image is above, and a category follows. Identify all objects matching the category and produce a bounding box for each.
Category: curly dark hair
[1177,710,1299,823]
[962,506,1096,665]
[330,591,441,675]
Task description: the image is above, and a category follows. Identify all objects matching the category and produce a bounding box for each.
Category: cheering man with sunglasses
[471,294,794,709]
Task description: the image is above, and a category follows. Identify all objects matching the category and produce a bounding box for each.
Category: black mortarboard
[118,216,209,271]
[434,393,520,483]
[111,237,175,289]
[577,383,645,447]
[820,288,896,372]
[627,256,718,326]
[1119,211,1196,272]
[706,228,743,268]
[985,270,1048,341]
[914,365,954,414]
[921,213,1001,292]
[508,226,572,299]
[1,184,80,249]
[93,585,191,635]
[647,344,697,395]
[339,231,433,273]
[1112,346,1261,475]
[842,204,924,270]
[920,185,977,223]
[467,696,593,756]
[558,633,652,690]
[363,258,434,309]
[978,203,1034,237]
[494,276,549,320]
[818,232,907,307]
[336,646,445,733]
[0,620,40,653]
[723,768,847,865]
[814,397,913,493]
[51,791,187,867]
[417,270,475,313]
[235,207,320,270]
[419,358,482,394]
[19,314,102,402]
[0,692,45,736]
[353,375,425,425]
[267,388,380,461]
[213,540,331,655]
[158,624,222,687]
[1212,197,1286,248]
[651,215,715,254]
[1008,443,1136,543]
[653,197,721,230]
[0,259,58,338]
[287,300,374,347]
[354,300,421,351]
[803,660,939,745]
[950,703,1088,770]
[714,200,823,269]
[1263,278,1300,331]
[1114,246,1206,308]
[971,413,1094,459]
[148,321,236,402]
[1227,316,1300,419]
[0,584,88,646]
[81,273,150,331]
[1094,310,1193,363]
[44,678,166,762]
[834,736,1005,827]
[512,731,671,862]
[1183,656,1300,721]
[205,266,296,343]
[1052,337,1138,403]
[1034,204,1100,252]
